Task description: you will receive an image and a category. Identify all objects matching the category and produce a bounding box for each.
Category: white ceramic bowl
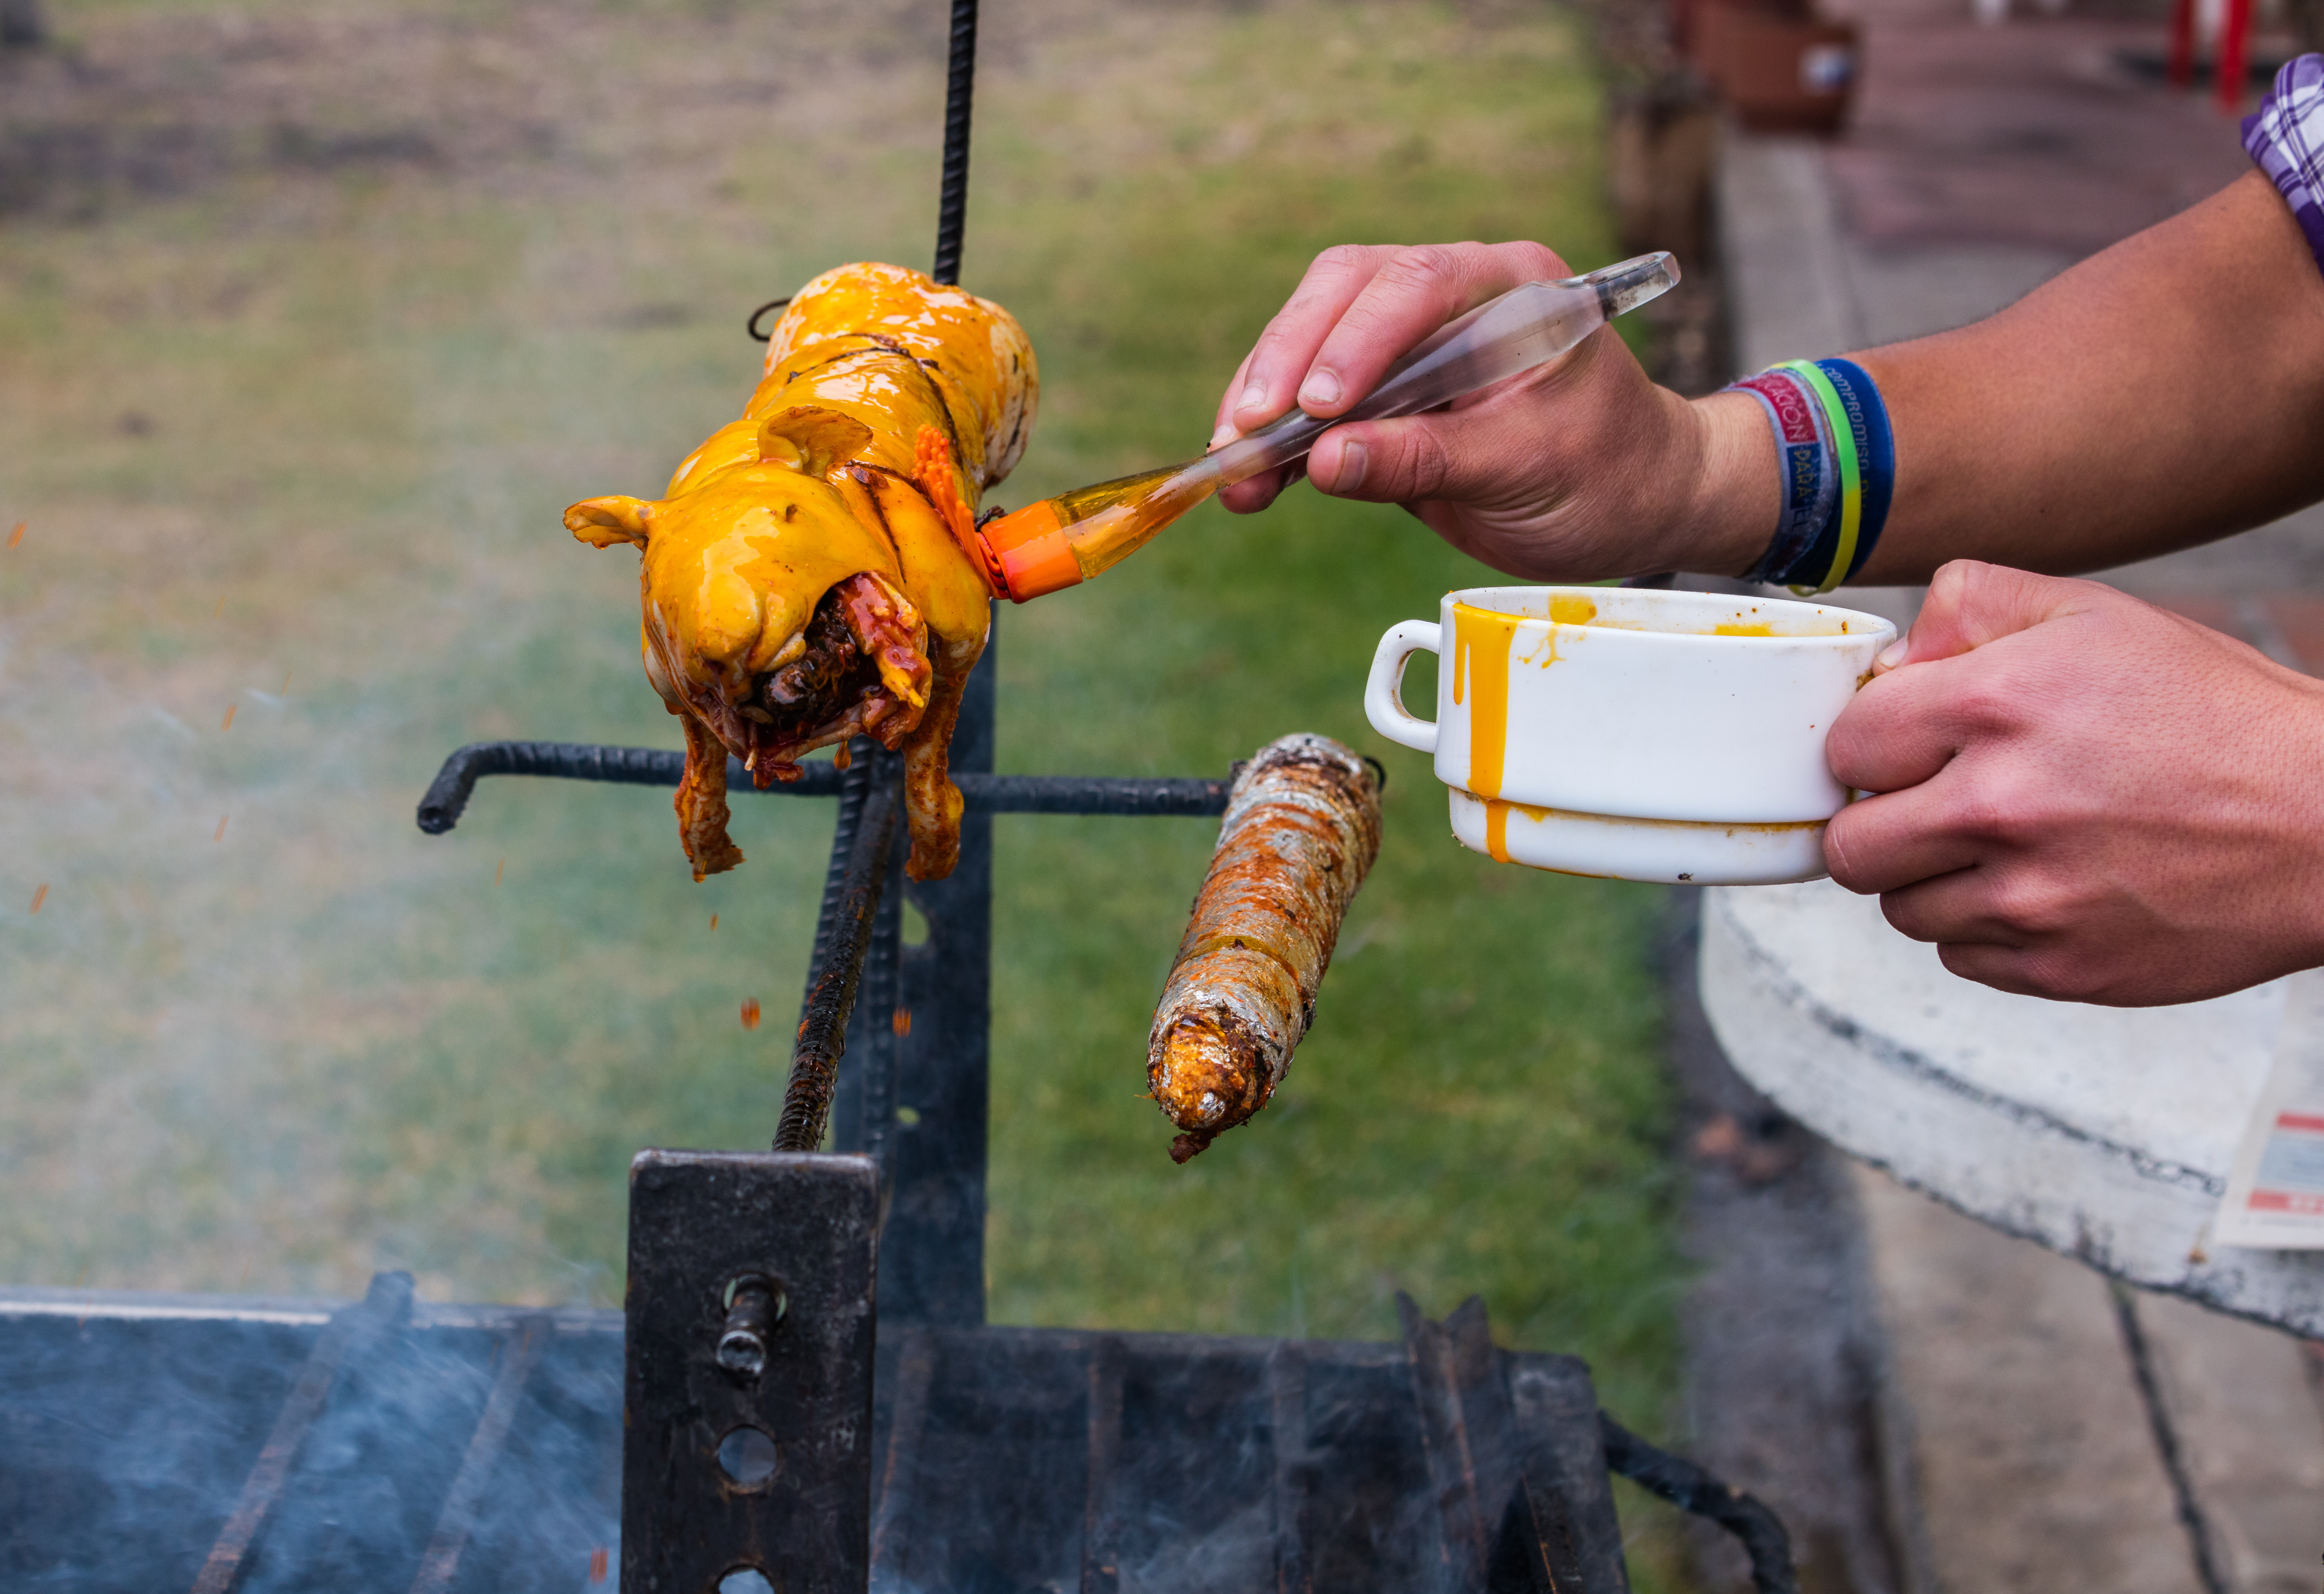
[1367,586,1895,885]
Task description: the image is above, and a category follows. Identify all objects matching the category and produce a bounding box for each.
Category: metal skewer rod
[412,740,1231,833]
[931,0,979,286]
[777,755,901,1153]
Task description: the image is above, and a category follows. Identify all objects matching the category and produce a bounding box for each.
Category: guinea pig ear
[758,407,875,479]
[565,495,653,548]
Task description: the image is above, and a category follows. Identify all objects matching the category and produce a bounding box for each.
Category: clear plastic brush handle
[1204,251,1680,486]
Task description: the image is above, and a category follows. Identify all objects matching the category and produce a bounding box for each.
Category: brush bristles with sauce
[1148,734,1383,1162]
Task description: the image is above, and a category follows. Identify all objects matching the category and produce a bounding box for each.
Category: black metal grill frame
[410,625,1799,1594]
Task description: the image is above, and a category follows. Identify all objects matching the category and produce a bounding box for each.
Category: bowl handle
[1364,620,1442,754]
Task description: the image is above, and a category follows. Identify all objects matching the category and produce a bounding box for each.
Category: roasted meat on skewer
[565,261,1037,882]
[1148,735,1384,1161]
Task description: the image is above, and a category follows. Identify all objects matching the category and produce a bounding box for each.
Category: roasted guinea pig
[565,262,1036,882]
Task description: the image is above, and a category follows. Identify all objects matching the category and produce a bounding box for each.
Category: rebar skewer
[931,0,978,286]
[777,764,900,1154]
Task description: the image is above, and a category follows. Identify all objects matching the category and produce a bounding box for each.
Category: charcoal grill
[0,638,1795,1594]
[0,3,1801,1588]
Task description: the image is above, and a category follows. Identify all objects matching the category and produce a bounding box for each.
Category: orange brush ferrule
[976,501,1083,603]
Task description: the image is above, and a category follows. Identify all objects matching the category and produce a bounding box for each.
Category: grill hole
[717,1426,779,1489]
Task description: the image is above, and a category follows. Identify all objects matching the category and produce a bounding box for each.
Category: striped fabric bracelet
[1728,358,1895,594]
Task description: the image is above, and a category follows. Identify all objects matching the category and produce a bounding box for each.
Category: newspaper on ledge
[2216,968,2324,1250]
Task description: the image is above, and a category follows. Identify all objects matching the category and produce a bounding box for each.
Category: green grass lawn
[1,0,1688,1575]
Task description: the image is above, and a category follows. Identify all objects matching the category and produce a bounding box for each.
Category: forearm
[1818,172,2324,585]
[1216,171,2324,588]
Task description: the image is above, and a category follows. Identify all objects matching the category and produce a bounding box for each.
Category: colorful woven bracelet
[1728,358,1894,594]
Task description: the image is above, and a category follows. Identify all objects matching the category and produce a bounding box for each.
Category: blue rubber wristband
[1804,358,1893,589]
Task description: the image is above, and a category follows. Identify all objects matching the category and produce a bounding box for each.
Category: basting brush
[973,251,1680,601]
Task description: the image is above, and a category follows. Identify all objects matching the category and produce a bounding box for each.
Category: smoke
[0,1283,620,1591]
[869,1331,1458,1594]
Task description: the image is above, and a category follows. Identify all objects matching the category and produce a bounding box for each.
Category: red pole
[2215,0,2251,110]
[2167,0,2196,89]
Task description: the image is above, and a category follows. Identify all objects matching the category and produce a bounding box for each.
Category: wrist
[1665,391,1780,579]
[2274,680,2324,971]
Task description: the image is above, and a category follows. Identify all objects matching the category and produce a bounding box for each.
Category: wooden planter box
[1695,7,1860,135]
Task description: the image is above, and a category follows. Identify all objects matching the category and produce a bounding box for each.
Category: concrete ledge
[1699,880,2324,1335]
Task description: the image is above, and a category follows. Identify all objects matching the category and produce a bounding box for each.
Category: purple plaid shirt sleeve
[2245,53,2324,276]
